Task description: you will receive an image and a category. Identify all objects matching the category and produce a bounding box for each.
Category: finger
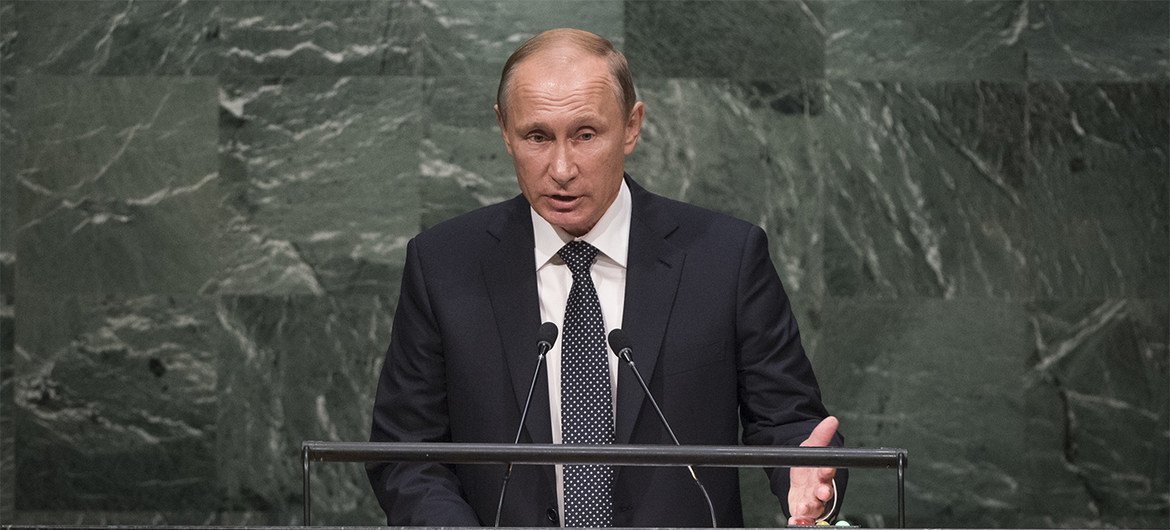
[788,515,814,526]
[793,499,823,516]
[815,483,833,502]
[800,416,839,447]
[817,466,837,481]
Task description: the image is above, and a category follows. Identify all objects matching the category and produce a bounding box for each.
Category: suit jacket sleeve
[366,236,481,526]
[733,225,848,518]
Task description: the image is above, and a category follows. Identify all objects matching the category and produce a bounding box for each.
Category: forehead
[507,48,622,118]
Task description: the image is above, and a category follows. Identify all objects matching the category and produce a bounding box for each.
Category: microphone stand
[493,326,555,527]
[609,329,717,528]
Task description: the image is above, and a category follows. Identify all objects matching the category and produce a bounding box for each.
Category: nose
[549,141,577,185]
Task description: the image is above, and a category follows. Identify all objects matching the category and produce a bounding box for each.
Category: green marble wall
[0,0,1166,527]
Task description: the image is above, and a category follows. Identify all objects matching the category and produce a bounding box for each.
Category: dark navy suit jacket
[367,176,844,527]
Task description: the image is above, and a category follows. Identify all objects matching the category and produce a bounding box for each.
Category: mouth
[547,194,581,209]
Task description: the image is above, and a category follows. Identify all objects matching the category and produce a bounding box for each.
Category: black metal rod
[302,444,311,526]
[304,441,904,469]
[897,451,907,528]
[301,441,908,528]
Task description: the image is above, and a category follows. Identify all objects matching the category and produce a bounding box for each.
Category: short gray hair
[496,28,636,121]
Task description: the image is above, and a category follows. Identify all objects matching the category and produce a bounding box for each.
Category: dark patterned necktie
[557,240,615,527]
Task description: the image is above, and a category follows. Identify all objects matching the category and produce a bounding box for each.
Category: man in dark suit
[368,28,844,527]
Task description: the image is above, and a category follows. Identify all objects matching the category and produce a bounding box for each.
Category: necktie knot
[558,240,599,277]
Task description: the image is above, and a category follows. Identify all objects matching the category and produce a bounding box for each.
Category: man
[368,28,844,527]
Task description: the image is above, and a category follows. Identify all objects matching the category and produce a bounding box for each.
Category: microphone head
[537,322,559,350]
[607,328,632,358]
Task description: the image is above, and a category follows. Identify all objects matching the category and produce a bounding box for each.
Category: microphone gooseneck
[494,322,558,527]
[607,328,717,528]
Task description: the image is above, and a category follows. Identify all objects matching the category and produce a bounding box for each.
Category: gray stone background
[0,0,1166,527]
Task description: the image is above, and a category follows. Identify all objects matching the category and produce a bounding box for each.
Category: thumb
[800,416,839,447]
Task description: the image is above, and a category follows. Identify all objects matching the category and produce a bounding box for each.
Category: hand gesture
[787,416,839,526]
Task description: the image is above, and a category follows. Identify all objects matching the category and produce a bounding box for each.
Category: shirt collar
[532,179,631,270]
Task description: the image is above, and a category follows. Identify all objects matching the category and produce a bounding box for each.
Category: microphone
[608,328,717,528]
[493,322,558,527]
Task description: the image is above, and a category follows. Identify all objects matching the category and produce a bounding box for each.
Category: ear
[494,104,515,157]
[622,101,645,156]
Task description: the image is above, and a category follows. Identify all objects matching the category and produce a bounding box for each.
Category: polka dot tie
[557,241,615,527]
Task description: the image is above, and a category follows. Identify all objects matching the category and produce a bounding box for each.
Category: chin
[545,214,590,236]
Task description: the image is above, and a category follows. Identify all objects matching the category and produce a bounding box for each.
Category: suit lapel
[615,180,685,445]
[482,197,553,445]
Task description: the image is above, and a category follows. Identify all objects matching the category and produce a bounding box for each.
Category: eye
[526,132,549,143]
[577,131,595,141]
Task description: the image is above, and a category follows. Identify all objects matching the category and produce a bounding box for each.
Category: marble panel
[0,69,12,521]
[405,0,624,76]
[8,0,221,75]
[6,0,622,77]
[0,1,15,71]
[815,298,1031,528]
[217,0,622,77]
[624,0,824,79]
[216,1,399,76]
[11,294,220,513]
[823,0,1027,81]
[212,76,423,296]
[1,78,14,254]
[0,255,12,519]
[818,81,1028,299]
[1026,82,1169,299]
[214,294,391,525]
[419,76,519,229]
[11,76,222,297]
[1022,299,1169,528]
[1026,0,1170,80]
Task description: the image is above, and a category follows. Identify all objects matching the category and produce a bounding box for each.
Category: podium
[301,442,908,527]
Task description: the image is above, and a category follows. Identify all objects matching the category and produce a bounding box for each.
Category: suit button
[546,507,559,525]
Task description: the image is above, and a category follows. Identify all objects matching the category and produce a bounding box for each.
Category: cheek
[511,150,543,175]
[579,141,624,167]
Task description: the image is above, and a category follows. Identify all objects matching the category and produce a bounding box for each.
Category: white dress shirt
[531,179,631,523]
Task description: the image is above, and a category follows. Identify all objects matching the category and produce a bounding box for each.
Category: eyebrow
[516,113,606,133]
